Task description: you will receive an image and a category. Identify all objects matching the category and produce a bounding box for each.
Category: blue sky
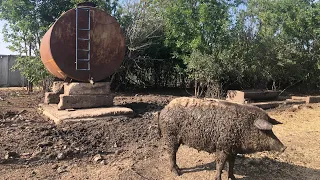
[0,20,14,55]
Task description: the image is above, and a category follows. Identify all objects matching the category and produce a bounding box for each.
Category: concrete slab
[39,104,134,124]
[291,96,320,104]
[226,90,245,104]
[291,96,308,101]
[64,82,110,95]
[284,99,306,105]
[57,94,114,110]
[226,90,280,104]
[306,96,320,104]
[52,81,64,93]
[251,99,305,110]
[44,92,60,104]
[251,101,283,109]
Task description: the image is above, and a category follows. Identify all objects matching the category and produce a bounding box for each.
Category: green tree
[110,0,180,90]
[161,0,230,55]
[240,0,320,90]
[160,0,233,97]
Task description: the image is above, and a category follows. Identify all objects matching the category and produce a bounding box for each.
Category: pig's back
[159,97,258,152]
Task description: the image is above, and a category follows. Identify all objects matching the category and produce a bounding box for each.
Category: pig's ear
[254,119,273,130]
[269,118,282,125]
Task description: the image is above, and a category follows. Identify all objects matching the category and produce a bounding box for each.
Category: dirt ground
[0,87,319,180]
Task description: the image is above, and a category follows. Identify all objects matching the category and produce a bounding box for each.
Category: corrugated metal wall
[0,55,26,87]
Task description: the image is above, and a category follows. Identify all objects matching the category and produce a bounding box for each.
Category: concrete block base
[291,96,308,101]
[39,104,134,124]
[251,99,305,110]
[306,96,320,104]
[57,94,114,110]
[64,82,110,95]
[291,96,320,104]
[45,82,114,110]
[51,81,64,93]
[44,92,60,104]
[44,81,65,104]
[226,90,245,103]
[226,90,280,103]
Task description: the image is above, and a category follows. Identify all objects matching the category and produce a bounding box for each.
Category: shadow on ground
[120,102,164,115]
[178,156,320,180]
[115,87,194,97]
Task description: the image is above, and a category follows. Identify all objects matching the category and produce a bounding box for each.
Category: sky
[0,20,15,55]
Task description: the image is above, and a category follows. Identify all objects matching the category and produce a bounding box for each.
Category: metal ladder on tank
[75,7,91,71]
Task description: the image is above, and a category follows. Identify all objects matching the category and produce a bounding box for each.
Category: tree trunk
[42,80,47,92]
[154,61,159,88]
[27,81,33,93]
[194,79,199,97]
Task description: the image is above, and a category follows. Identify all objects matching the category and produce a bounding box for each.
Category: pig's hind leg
[215,150,228,180]
[165,135,181,176]
[227,154,237,180]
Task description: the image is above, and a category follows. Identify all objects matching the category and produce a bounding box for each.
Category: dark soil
[0,88,319,180]
[0,90,177,167]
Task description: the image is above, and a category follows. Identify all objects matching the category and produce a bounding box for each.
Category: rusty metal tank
[40,3,125,82]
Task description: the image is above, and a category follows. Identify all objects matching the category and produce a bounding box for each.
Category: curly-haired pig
[158,97,286,180]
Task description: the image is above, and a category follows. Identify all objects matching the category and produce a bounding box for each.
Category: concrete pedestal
[41,82,134,124]
[64,82,111,95]
[44,81,115,110]
[44,92,61,104]
[58,94,114,110]
[226,90,280,103]
[44,81,64,104]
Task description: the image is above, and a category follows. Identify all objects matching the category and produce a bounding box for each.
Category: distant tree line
[0,0,319,96]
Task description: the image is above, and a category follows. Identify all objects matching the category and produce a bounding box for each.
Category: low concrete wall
[0,55,26,87]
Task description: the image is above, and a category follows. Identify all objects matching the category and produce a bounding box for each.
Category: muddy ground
[0,88,319,180]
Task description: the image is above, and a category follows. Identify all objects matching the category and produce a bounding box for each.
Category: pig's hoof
[171,166,181,176]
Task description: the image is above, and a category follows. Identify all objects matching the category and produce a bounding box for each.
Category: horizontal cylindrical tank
[40,4,125,82]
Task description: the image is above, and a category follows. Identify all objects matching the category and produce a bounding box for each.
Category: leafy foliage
[0,0,319,95]
[11,56,51,86]
[162,0,230,55]
[0,0,74,90]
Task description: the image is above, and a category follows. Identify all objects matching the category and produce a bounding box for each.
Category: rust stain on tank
[40,6,125,82]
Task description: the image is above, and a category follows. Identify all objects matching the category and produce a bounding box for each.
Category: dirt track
[0,88,319,180]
